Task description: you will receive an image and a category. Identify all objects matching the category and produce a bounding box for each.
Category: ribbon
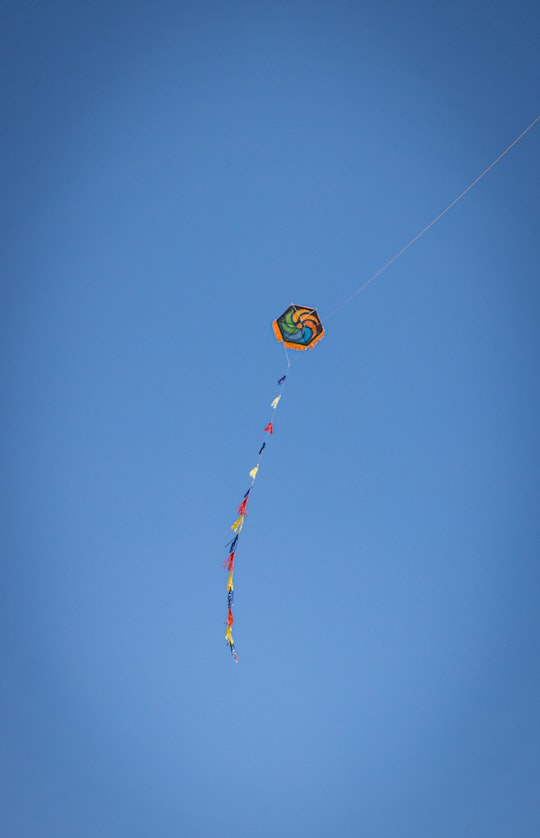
[223,551,235,571]
[237,497,249,516]
[231,516,245,533]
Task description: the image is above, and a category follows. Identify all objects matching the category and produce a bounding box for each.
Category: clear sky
[2,2,539,836]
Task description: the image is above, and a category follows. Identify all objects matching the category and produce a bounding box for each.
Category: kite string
[326,114,540,319]
[283,344,292,372]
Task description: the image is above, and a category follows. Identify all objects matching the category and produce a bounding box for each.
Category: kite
[223,304,324,662]
[272,304,325,350]
[221,116,540,663]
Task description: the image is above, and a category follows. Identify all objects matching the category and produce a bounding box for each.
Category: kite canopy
[272,304,325,351]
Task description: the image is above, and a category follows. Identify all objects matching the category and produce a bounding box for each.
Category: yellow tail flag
[270,395,281,409]
[230,516,245,533]
[225,624,234,644]
[249,465,259,479]
[227,571,234,591]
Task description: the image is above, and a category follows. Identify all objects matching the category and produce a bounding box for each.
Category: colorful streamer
[222,389,284,662]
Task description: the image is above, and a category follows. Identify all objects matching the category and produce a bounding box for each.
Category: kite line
[327,114,539,318]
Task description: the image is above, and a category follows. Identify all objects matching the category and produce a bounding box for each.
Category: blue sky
[1,2,539,836]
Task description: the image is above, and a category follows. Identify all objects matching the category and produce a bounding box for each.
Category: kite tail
[225,624,238,663]
[223,348,291,662]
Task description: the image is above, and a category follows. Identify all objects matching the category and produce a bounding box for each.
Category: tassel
[231,515,244,533]
[249,465,259,479]
[264,422,273,434]
[237,497,249,516]
[258,442,266,455]
[278,375,286,385]
[223,550,235,571]
[270,395,281,409]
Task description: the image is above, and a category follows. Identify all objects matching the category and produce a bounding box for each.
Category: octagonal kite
[271,304,325,351]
